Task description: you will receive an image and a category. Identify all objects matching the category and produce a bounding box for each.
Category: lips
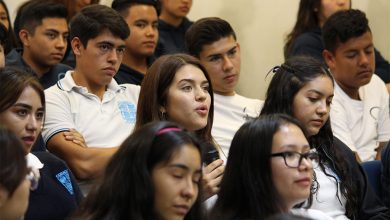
[195,105,208,116]
[224,74,236,83]
[295,177,311,187]
[179,6,189,13]
[103,67,117,76]
[51,53,64,60]
[173,204,190,215]
[22,136,36,147]
[311,119,324,127]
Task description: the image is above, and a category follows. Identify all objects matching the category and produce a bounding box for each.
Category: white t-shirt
[212,93,263,158]
[330,74,390,161]
[311,165,349,220]
[42,71,140,148]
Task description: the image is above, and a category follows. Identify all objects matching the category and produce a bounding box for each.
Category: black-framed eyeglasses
[271,150,319,168]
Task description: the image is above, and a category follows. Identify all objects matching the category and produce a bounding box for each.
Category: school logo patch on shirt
[56,170,74,195]
[118,101,136,124]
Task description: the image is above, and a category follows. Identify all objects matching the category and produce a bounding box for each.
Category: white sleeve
[377,81,390,142]
[42,87,75,143]
[330,97,358,152]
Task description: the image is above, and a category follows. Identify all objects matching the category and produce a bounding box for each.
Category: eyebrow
[307,89,334,98]
[45,29,68,34]
[12,103,44,111]
[169,164,202,174]
[206,45,237,59]
[178,79,209,85]
[280,144,311,151]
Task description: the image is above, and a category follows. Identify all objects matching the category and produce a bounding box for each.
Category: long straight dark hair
[260,56,359,217]
[72,121,204,220]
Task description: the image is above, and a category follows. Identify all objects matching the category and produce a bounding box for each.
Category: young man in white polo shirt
[185,17,263,158]
[42,5,139,193]
[323,9,390,161]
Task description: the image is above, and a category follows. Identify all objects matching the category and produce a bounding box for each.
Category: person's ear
[0,186,9,208]
[19,29,30,47]
[323,49,336,70]
[71,37,82,55]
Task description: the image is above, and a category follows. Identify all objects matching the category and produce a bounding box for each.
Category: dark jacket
[333,137,390,219]
[5,48,72,89]
[155,17,193,57]
[25,152,83,220]
[288,27,390,83]
[381,142,390,208]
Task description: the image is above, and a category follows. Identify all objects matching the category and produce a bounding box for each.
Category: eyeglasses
[26,169,40,191]
[271,150,319,169]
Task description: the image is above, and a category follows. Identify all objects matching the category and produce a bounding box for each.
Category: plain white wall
[4,0,390,99]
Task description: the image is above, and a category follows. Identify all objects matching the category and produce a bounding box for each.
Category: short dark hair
[136,53,214,143]
[111,0,158,17]
[0,127,28,197]
[322,9,370,53]
[70,4,130,47]
[14,0,68,35]
[210,114,310,219]
[73,121,204,220]
[185,17,236,57]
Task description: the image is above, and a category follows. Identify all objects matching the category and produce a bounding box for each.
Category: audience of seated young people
[72,121,204,220]
[6,0,71,89]
[155,0,193,57]
[0,127,31,220]
[0,67,82,220]
[209,114,333,220]
[42,4,140,195]
[322,9,390,162]
[185,17,263,158]
[0,0,18,54]
[136,53,224,201]
[261,55,390,219]
[284,0,390,92]
[112,0,158,85]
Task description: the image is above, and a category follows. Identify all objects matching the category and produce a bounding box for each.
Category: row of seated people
[0,1,390,220]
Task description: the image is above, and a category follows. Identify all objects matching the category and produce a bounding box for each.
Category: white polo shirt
[42,71,140,148]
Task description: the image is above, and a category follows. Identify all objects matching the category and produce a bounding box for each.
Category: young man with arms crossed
[42,4,139,194]
[111,0,158,85]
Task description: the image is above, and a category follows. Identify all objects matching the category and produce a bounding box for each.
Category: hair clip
[156,127,182,136]
[280,64,296,74]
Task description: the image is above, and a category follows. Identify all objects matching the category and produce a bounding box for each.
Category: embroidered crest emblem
[118,101,136,124]
[56,170,74,195]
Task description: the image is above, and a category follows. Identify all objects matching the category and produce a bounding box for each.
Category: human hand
[202,159,224,200]
[63,128,87,148]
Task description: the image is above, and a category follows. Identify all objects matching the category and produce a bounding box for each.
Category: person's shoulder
[33,151,68,168]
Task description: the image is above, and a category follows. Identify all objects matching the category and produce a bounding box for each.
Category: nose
[107,49,119,65]
[298,156,313,171]
[195,87,207,102]
[358,51,370,67]
[181,179,196,199]
[222,55,234,72]
[26,115,39,132]
[56,36,67,50]
[146,26,156,38]
[316,100,328,116]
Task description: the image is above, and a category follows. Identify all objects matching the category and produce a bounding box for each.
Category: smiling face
[198,35,240,96]
[0,86,44,154]
[271,123,313,210]
[292,75,334,137]
[152,144,201,220]
[323,31,375,98]
[161,64,211,131]
[124,5,158,58]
